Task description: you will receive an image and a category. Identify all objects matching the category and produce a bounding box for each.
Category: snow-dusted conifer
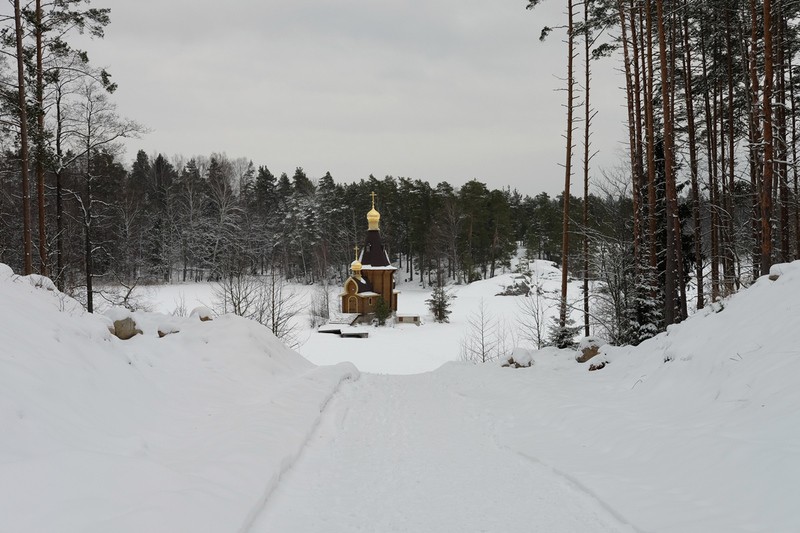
[426,270,452,323]
[546,315,580,349]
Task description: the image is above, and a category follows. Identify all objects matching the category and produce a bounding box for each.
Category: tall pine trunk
[700,26,721,301]
[761,0,775,274]
[644,0,658,279]
[14,0,33,275]
[582,0,593,337]
[747,0,763,279]
[35,0,47,276]
[559,0,576,331]
[656,0,680,324]
[681,7,704,310]
[618,0,642,270]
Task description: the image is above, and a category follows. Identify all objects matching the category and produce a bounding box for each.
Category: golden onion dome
[367,191,380,230]
[367,207,380,230]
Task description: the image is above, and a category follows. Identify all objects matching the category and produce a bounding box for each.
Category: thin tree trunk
[85,157,94,313]
[790,44,800,259]
[719,59,733,297]
[582,0,592,337]
[681,8,704,310]
[656,0,679,325]
[700,26,720,301]
[725,9,737,293]
[617,0,642,272]
[560,0,576,331]
[776,13,789,263]
[669,10,687,319]
[35,0,47,276]
[55,84,65,291]
[762,0,775,274]
[14,0,33,275]
[644,0,658,277]
[747,0,763,278]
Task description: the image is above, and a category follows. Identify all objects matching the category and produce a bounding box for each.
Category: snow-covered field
[2,259,799,532]
[138,261,571,374]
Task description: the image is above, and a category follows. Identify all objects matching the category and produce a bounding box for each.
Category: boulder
[113,317,142,340]
[190,306,214,322]
[157,317,181,338]
[103,307,141,340]
[576,335,607,363]
[769,262,791,281]
[588,360,608,371]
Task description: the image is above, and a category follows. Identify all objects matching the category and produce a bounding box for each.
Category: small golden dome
[351,244,362,273]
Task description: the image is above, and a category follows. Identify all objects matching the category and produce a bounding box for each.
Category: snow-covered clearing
[2,259,799,532]
[139,261,569,375]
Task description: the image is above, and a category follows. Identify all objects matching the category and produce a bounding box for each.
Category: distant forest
[0,148,628,289]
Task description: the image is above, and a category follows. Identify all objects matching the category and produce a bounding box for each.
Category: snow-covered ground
[249,371,633,533]
[2,259,799,532]
[138,260,571,374]
[0,265,356,533]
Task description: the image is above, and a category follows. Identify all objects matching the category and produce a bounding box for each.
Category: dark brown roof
[360,230,391,267]
[354,276,373,292]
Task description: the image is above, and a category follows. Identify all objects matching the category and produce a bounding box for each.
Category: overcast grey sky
[77,0,627,196]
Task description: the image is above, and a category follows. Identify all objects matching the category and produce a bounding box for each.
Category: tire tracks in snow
[503,447,644,533]
[248,371,637,532]
[236,365,358,533]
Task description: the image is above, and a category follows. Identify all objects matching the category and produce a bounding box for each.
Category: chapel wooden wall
[363,270,397,311]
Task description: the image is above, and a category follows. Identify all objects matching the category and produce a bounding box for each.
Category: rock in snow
[190,305,214,321]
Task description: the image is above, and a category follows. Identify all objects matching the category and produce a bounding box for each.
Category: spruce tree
[426,272,452,323]
[546,315,580,349]
[374,296,390,326]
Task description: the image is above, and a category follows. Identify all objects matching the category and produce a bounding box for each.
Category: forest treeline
[0,147,625,293]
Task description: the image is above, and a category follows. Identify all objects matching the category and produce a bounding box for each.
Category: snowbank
[496,262,800,532]
[0,265,357,533]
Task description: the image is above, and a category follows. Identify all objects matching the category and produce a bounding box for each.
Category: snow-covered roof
[360,265,397,271]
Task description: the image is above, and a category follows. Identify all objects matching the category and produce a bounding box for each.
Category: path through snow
[248,372,635,533]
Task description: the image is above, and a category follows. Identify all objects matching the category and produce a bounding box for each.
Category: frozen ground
[2,260,799,532]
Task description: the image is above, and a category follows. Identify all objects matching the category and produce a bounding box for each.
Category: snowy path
[248,372,634,533]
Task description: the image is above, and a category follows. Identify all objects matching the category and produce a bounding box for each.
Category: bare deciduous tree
[516,276,552,349]
[213,270,302,349]
[460,298,499,363]
[67,80,142,311]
